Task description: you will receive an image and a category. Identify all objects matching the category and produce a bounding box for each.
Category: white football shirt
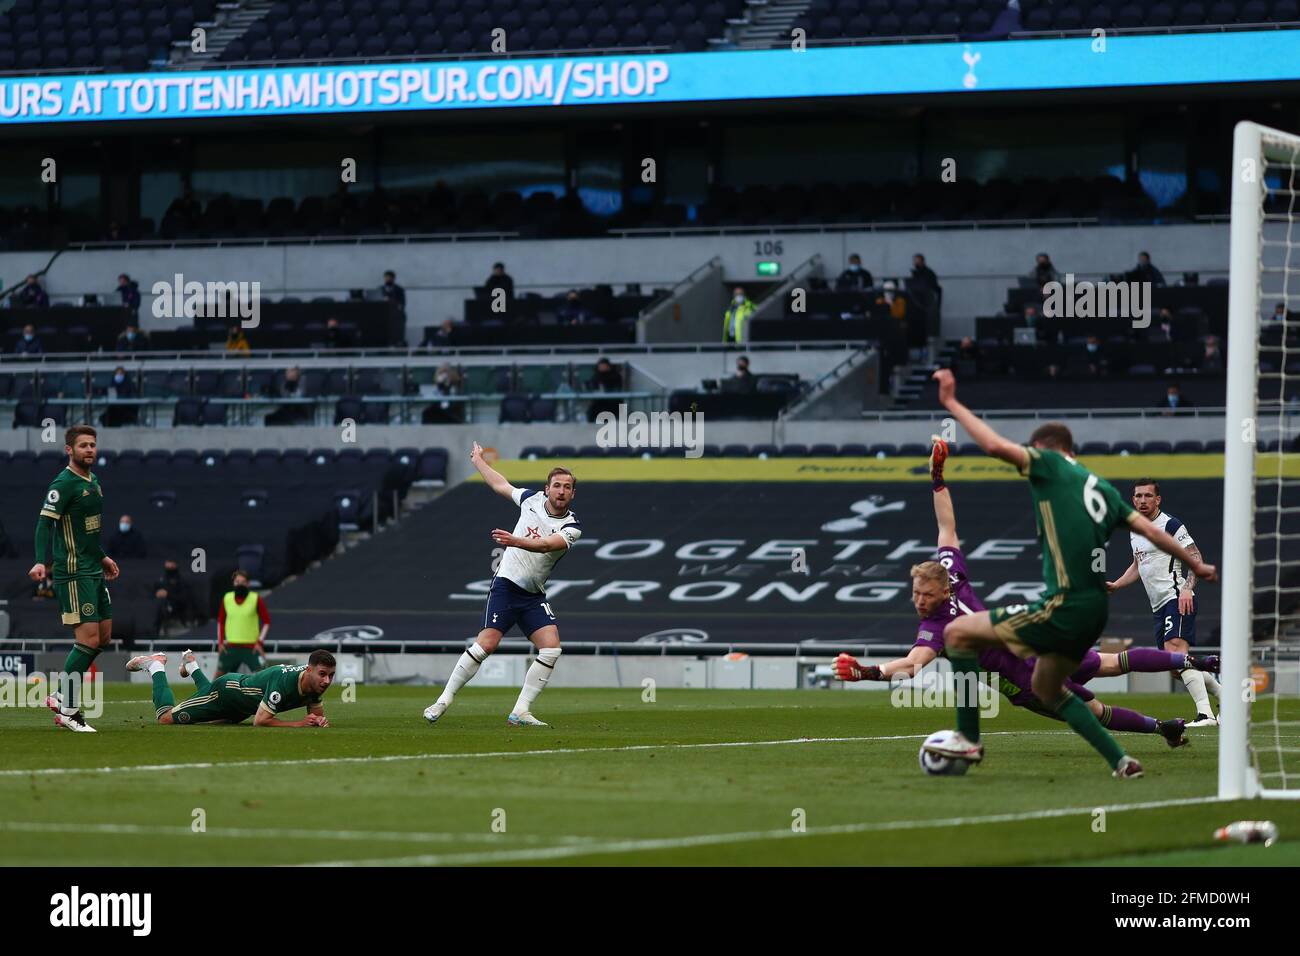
[1129,511,1196,611]
[495,487,582,594]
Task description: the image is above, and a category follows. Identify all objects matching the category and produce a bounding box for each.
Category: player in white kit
[1106,478,1222,726]
[423,442,582,727]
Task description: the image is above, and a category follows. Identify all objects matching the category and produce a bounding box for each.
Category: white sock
[438,645,488,706]
[1202,672,1222,698]
[147,660,165,676]
[1180,669,1214,716]
[512,647,561,715]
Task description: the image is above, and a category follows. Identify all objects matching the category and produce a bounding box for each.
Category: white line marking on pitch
[0,730,1062,778]
[304,794,1228,867]
[0,821,597,846]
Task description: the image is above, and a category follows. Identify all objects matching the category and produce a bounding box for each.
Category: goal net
[1221,121,1300,800]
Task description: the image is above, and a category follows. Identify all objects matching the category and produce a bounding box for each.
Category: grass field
[2,683,1298,866]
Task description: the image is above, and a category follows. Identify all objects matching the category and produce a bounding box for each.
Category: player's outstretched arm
[470,441,516,500]
[1106,559,1140,593]
[1127,513,1218,583]
[253,703,323,728]
[934,486,958,550]
[931,370,1027,470]
[834,646,937,681]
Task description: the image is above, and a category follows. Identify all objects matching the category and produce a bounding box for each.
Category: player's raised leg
[510,624,561,727]
[178,648,211,695]
[127,652,175,722]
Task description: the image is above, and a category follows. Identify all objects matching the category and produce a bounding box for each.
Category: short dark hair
[232,569,249,583]
[1028,422,1073,454]
[308,649,336,669]
[546,466,576,488]
[65,424,96,448]
[1133,478,1161,495]
[492,261,505,270]
[383,270,395,279]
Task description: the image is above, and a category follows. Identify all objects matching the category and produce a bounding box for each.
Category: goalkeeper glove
[833,653,884,682]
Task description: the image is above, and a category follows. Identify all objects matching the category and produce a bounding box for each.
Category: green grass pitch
[2,684,1298,866]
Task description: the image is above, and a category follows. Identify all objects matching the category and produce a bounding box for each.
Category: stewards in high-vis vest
[722,287,756,343]
[216,569,270,676]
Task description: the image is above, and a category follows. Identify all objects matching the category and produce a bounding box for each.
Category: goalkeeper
[832,437,1212,746]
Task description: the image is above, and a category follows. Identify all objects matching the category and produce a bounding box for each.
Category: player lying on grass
[423,442,582,728]
[127,648,335,727]
[922,370,1217,779]
[832,438,1211,746]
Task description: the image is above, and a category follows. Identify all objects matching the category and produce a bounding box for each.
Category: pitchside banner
[2,31,1298,125]
[270,460,1228,646]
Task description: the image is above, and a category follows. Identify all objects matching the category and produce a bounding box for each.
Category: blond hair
[910,561,949,589]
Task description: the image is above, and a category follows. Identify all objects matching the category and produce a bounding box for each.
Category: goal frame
[1219,120,1300,800]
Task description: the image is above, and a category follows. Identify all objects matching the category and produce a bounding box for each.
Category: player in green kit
[29,425,120,733]
[922,370,1218,779]
[127,648,336,727]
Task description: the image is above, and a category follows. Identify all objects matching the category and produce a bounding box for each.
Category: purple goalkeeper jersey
[912,546,986,654]
[909,546,1101,706]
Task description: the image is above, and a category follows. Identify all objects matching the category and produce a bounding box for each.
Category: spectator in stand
[153,558,196,632]
[731,355,756,393]
[226,324,250,353]
[423,318,457,348]
[876,279,907,320]
[13,323,43,355]
[117,273,141,319]
[1045,363,1062,380]
[558,289,592,326]
[14,274,49,309]
[106,514,147,559]
[1269,301,1288,322]
[911,254,940,294]
[380,270,406,311]
[1029,253,1060,288]
[1022,303,1040,328]
[324,317,354,349]
[1160,383,1194,413]
[835,254,874,292]
[1126,251,1166,287]
[1200,335,1224,373]
[1150,307,1176,342]
[1083,335,1107,376]
[265,366,311,425]
[115,324,148,352]
[723,287,756,344]
[104,220,126,242]
[101,365,139,427]
[586,356,623,423]
[421,364,464,424]
[957,336,980,361]
[485,262,515,302]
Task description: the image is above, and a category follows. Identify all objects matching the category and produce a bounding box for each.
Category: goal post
[1220,121,1300,800]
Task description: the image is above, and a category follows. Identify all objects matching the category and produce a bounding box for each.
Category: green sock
[949,650,981,743]
[190,669,210,696]
[60,643,99,711]
[151,671,175,720]
[1054,692,1126,769]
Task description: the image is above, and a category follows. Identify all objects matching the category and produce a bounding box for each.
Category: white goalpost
[1220,121,1300,800]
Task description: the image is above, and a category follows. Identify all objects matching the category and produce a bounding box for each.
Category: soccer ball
[918,730,970,776]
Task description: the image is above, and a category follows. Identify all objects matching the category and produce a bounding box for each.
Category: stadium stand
[0,445,443,638]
